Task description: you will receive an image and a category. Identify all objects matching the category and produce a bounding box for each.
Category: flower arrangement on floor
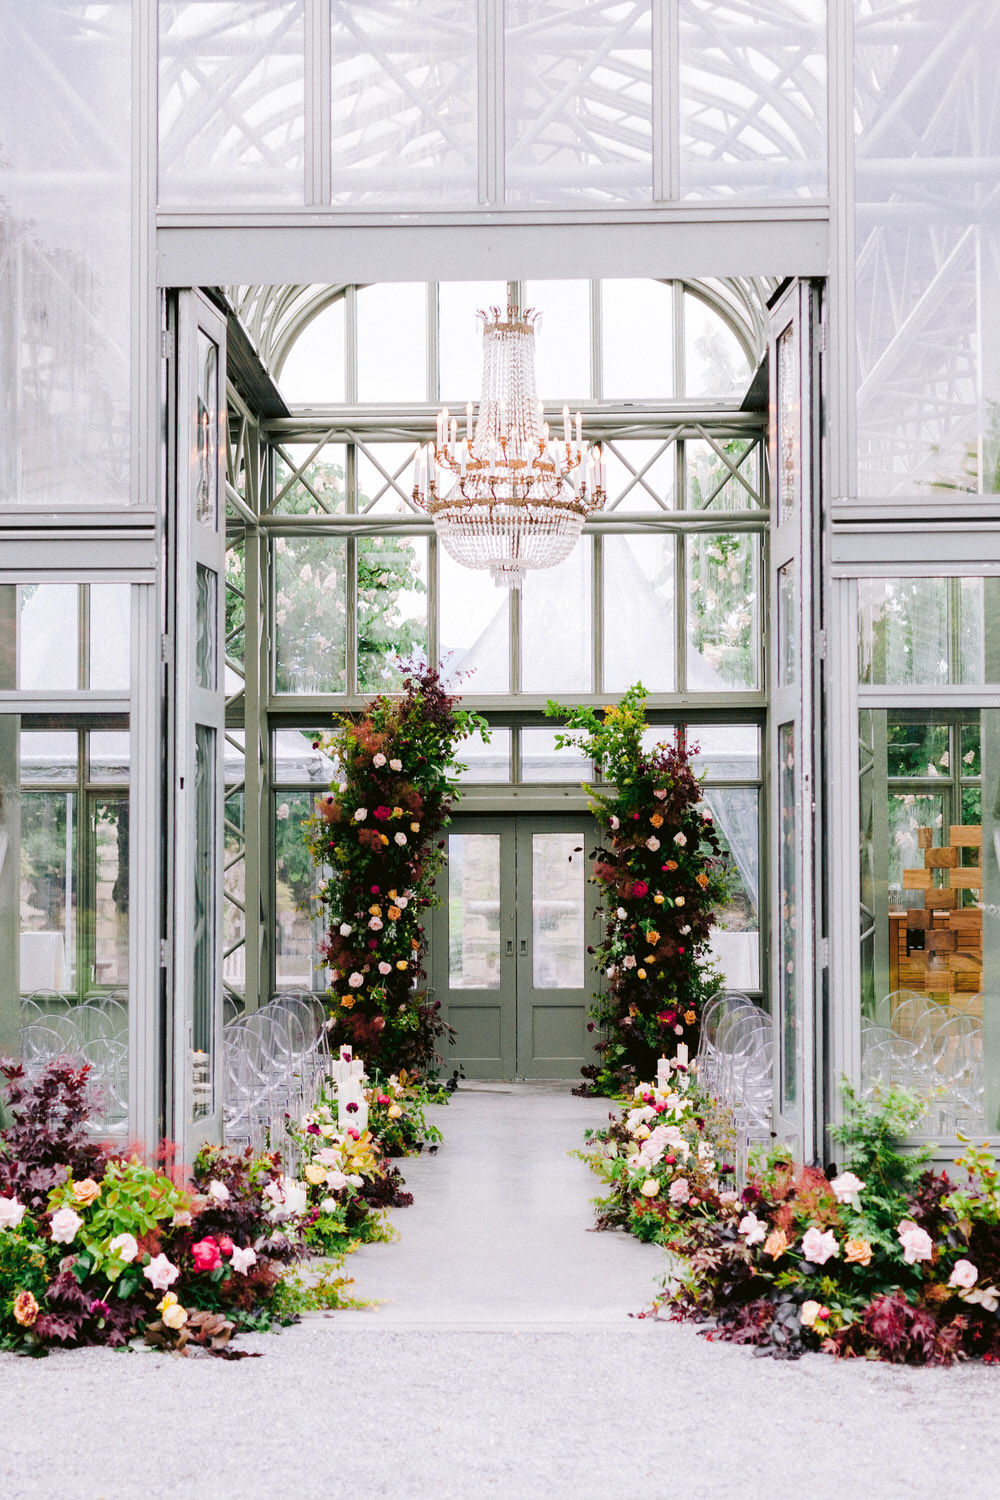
[307,663,486,1075]
[287,1063,444,1256]
[0,1059,308,1356]
[575,1061,737,1247]
[581,1073,1000,1365]
[547,684,729,1093]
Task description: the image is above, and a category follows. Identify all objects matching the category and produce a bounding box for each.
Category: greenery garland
[548,684,729,1093]
[307,664,485,1075]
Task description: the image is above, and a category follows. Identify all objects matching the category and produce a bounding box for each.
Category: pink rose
[143,1253,180,1292]
[801,1226,839,1266]
[191,1237,223,1273]
[949,1258,978,1290]
[668,1177,690,1205]
[897,1220,933,1265]
[631,881,648,898]
[217,1235,234,1258]
[49,1207,83,1244]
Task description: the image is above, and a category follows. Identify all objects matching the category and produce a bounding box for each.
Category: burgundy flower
[373,806,391,821]
[631,881,648,898]
[346,1101,359,1114]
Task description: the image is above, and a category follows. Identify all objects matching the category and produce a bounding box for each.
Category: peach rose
[763,1228,788,1260]
[71,1177,101,1207]
[13,1290,39,1327]
[844,1237,873,1267]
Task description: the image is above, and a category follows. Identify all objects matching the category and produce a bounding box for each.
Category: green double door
[432,814,600,1080]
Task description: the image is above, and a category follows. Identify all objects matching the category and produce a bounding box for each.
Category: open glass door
[167,290,227,1154]
[768,280,822,1161]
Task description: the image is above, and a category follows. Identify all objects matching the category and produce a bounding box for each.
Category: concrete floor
[3,1083,1000,1500]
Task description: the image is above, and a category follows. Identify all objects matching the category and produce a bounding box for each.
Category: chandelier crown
[413,302,606,588]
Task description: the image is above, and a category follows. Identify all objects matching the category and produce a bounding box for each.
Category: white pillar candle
[575,410,582,446]
[562,404,570,443]
[466,401,473,443]
[676,1043,689,1068]
[656,1056,670,1088]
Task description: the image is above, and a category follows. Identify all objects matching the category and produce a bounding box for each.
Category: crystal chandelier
[412,305,606,588]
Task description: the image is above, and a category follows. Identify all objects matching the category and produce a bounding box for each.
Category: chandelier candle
[413,305,607,587]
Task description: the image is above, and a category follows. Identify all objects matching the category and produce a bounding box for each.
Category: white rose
[389,759,403,772]
[394,832,407,845]
[50,1207,83,1244]
[108,1231,139,1263]
[373,753,387,767]
[674,832,688,847]
[0,1196,27,1231]
[353,808,368,822]
[339,923,352,936]
[207,1179,230,1204]
[646,836,660,851]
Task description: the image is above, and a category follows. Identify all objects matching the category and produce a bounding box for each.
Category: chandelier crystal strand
[413,305,606,588]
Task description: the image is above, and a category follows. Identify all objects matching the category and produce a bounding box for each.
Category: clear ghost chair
[78,1036,129,1132]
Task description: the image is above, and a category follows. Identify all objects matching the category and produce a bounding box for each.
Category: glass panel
[20,732,77,785]
[448,834,501,989]
[226,539,246,677]
[776,323,800,525]
[523,281,592,401]
[89,732,130,785]
[455,728,512,783]
[89,585,131,690]
[92,794,128,990]
[273,535,349,694]
[357,535,428,692]
[679,0,827,201]
[505,0,652,204]
[439,548,511,694]
[331,0,478,206]
[192,725,216,1120]
[159,1,306,206]
[778,559,798,688]
[223,788,245,996]
[275,791,327,991]
[684,292,752,398]
[521,538,592,693]
[855,7,1000,496]
[0,4,131,506]
[601,280,672,399]
[20,790,76,993]
[856,578,1000,687]
[684,724,761,780]
[603,440,675,512]
[272,730,340,785]
[603,533,676,692]
[439,281,508,400]
[277,302,347,405]
[273,443,348,516]
[356,284,427,402]
[196,332,219,526]
[532,832,586,988]
[860,709,1000,1138]
[685,437,762,511]
[703,786,760,991]
[195,565,218,690]
[686,534,761,690]
[357,444,417,514]
[520,729,592,783]
[19,586,79,691]
[779,722,798,1109]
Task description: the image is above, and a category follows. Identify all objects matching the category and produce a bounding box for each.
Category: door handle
[505,939,514,956]
[519,938,527,956]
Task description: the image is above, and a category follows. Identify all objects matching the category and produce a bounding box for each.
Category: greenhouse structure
[2,1,999,1173]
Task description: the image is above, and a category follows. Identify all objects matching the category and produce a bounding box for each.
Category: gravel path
[2,1085,997,1498]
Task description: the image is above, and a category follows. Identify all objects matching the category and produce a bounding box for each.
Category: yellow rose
[410,822,420,833]
[387,1104,403,1120]
[800,1300,822,1328]
[304,1162,327,1186]
[396,960,409,971]
[637,969,647,979]
[380,834,389,845]
[640,1179,660,1198]
[369,904,382,916]
[161,1300,188,1331]
[71,1177,101,1207]
[763,1228,788,1260]
[653,894,665,905]
[392,807,403,818]
[844,1237,873,1267]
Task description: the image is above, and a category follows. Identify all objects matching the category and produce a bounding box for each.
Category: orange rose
[340,994,357,1010]
[13,1290,39,1327]
[696,872,710,889]
[369,904,382,916]
[388,906,402,921]
[762,1228,788,1260]
[71,1177,101,1207]
[647,930,660,944]
[650,813,664,828]
[844,1237,873,1267]
[684,1009,696,1025]
[380,834,389,846]
[665,860,678,871]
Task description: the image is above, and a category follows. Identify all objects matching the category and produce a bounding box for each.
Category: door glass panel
[779,722,798,1109]
[195,565,218,689]
[92,793,128,989]
[448,834,501,989]
[275,790,328,992]
[776,323,800,525]
[778,559,798,687]
[192,725,216,1120]
[20,790,76,993]
[196,331,219,526]
[531,833,585,989]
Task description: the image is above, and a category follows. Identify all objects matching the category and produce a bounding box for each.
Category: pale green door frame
[432,812,600,1081]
